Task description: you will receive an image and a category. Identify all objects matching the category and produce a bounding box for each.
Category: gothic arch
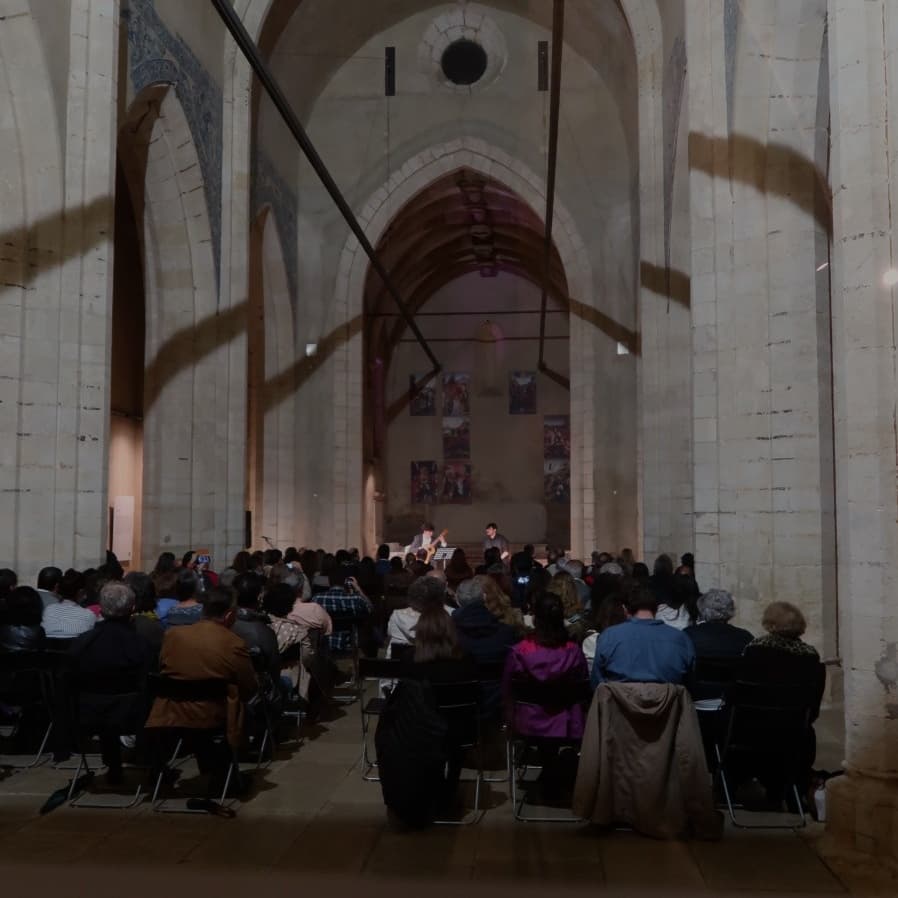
[117,84,225,566]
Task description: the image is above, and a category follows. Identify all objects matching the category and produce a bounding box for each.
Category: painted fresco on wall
[442,417,471,459]
[443,373,470,416]
[509,371,537,414]
[411,461,439,504]
[440,462,473,504]
[544,415,571,459]
[544,459,571,503]
[409,373,437,416]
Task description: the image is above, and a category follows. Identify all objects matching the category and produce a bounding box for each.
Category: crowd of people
[0,540,826,830]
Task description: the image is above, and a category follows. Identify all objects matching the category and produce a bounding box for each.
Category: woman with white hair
[683,589,754,659]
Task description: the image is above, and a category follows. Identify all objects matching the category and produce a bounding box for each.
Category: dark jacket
[684,621,754,660]
[232,608,280,677]
[66,619,153,738]
[0,624,45,653]
[453,602,516,717]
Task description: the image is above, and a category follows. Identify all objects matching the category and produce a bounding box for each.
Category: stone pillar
[824,0,898,873]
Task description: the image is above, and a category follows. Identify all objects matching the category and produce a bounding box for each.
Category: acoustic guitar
[424,529,449,565]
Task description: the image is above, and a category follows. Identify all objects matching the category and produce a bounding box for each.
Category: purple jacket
[502,638,590,738]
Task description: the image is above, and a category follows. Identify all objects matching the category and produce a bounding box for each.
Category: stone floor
[0,694,887,897]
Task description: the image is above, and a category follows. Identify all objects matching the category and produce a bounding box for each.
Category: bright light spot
[305,342,318,357]
[816,262,829,272]
[616,342,630,356]
[884,269,898,287]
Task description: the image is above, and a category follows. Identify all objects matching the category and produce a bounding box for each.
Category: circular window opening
[441,39,488,86]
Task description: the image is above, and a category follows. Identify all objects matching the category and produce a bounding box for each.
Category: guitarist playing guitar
[407,522,448,564]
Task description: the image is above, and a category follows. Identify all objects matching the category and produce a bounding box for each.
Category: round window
[440,39,488,86]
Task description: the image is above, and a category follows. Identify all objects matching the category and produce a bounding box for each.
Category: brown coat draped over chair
[573,682,723,840]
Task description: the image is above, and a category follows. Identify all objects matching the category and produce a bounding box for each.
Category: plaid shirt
[313,587,371,653]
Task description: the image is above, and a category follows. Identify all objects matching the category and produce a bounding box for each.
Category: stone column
[824,0,898,873]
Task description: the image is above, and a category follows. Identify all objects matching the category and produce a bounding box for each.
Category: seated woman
[502,592,590,740]
[683,589,753,702]
[164,570,204,628]
[503,592,590,799]
[547,571,587,644]
[386,576,452,657]
[375,604,476,828]
[478,575,525,636]
[444,548,474,593]
[735,601,825,806]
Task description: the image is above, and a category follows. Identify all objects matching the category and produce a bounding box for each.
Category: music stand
[431,546,455,570]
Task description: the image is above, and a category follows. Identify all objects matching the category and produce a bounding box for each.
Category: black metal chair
[357,656,404,781]
[430,679,485,826]
[328,614,361,701]
[506,676,592,823]
[715,676,818,828]
[0,651,56,769]
[146,675,243,814]
[65,668,148,808]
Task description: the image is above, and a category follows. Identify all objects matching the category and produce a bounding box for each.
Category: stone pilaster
[823,0,898,874]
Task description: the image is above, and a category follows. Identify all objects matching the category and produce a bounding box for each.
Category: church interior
[1,0,898,893]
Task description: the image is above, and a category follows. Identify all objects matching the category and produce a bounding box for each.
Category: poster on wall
[442,416,471,459]
[440,461,473,504]
[544,459,571,503]
[443,373,470,416]
[543,415,571,459]
[509,371,537,414]
[410,461,438,504]
[409,373,437,416]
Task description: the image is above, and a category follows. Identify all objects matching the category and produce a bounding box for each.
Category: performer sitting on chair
[406,522,445,557]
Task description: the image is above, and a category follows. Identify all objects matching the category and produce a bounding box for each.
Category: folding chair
[246,650,279,768]
[431,680,484,826]
[0,651,56,769]
[146,675,243,814]
[692,655,741,769]
[506,677,592,823]
[65,669,148,808]
[474,660,509,784]
[357,657,404,781]
[715,677,816,829]
[328,614,360,702]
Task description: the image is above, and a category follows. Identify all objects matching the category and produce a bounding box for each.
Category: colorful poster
[443,373,470,416]
[440,462,473,504]
[409,373,437,416]
[410,461,438,504]
[544,415,571,459]
[544,459,571,503]
[509,371,537,414]
[442,416,471,459]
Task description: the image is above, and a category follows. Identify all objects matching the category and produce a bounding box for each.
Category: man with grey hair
[684,588,754,665]
[67,581,153,782]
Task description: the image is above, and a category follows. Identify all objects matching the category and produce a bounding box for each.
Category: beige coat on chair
[573,682,723,840]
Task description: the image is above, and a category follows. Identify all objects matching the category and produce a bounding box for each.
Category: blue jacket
[591,618,695,688]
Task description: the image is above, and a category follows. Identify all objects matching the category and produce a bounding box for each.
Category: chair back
[0,651,54,702]
[719,678,813,770]
[389,642,414,663]
[693,655,740,700]
[149,674,229,702]
[510,675,592,712]
[431,680,481,748]
[358,657,404,681]
[43,637,77,653]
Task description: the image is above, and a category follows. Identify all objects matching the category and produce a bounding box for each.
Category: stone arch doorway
[114,84,224,570]
[362,166,574,555]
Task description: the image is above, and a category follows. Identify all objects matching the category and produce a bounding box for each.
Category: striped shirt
[42,600,97,638]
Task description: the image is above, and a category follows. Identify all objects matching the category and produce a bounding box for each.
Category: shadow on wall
[3,130,834,426]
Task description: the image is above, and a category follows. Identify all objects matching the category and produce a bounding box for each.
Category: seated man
[145,587,258,787]
[42,571,96,639]
[591,587,695,688]
[67,582,153,781]
[36,566,63,610]
[312,568,373,656]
